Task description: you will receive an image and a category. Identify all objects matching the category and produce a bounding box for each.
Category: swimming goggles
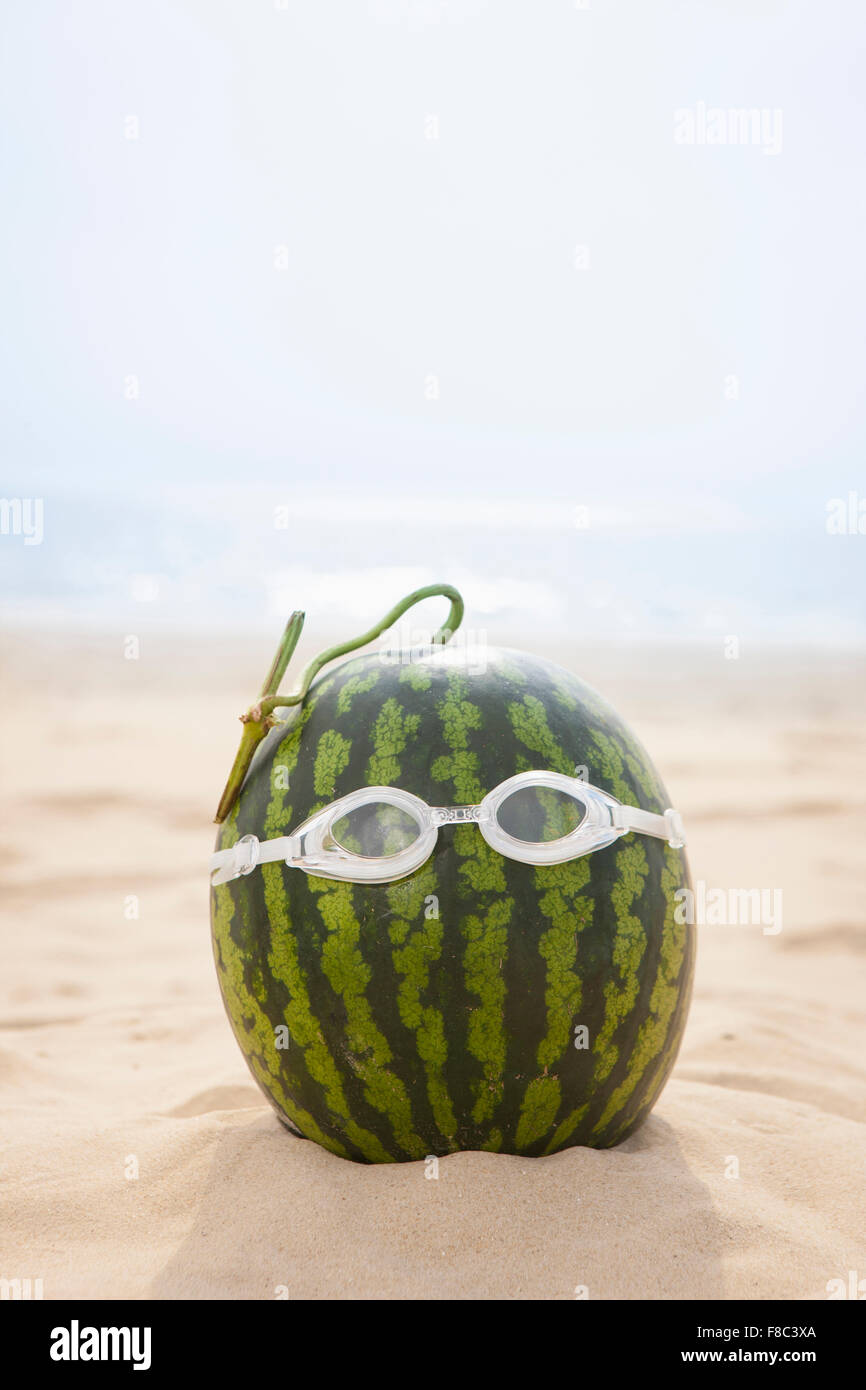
[209,770,685,887]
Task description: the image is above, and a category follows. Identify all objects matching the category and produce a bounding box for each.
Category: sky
[1,1,865,644]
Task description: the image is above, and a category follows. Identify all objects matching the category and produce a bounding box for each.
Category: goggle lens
[495,785,585,844]
[331,802,422,858]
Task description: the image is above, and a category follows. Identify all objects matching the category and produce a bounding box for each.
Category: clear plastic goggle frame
[209,770,685,887]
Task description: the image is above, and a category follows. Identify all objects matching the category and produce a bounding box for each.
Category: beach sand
[1,628,864,1300]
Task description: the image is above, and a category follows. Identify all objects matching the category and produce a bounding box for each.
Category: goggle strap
[613,804,687,849]
[210,833,300,886]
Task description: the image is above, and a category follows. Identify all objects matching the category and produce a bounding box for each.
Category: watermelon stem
[213,610,305,825]
[213,584,464,822]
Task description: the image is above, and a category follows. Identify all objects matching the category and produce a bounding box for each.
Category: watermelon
[210,643,695,1163]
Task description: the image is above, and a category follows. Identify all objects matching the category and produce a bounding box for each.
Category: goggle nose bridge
[429,804,486,826]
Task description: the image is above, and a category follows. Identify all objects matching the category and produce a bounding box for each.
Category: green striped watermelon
[210,643,694,1163]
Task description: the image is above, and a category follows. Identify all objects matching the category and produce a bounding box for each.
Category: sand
[1,628,864,1300]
